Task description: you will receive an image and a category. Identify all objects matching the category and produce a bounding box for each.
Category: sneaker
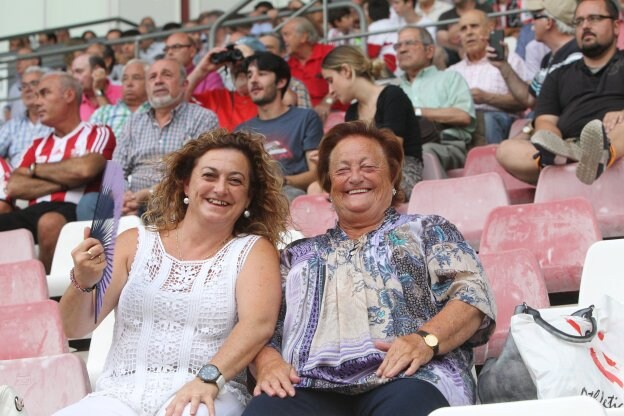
[530,130,582,168]
[577,119,614,185]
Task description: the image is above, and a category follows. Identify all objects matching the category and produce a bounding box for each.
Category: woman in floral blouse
[243,121,496,416]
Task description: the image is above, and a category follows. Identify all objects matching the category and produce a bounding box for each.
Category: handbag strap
[514,303,597,343]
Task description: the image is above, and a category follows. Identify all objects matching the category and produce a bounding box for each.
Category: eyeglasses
[163,43,192,53]
[18,80,40,91]
[531,13,550,21]
[572,14,615,27]
[392,39,428,51]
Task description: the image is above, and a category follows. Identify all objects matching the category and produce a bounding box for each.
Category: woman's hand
[253,355,300,398]
[70,227,106,289]
[374,334,434,379]
[165,378,219,416]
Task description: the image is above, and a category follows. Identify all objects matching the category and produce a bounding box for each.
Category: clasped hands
[253,334,434,398]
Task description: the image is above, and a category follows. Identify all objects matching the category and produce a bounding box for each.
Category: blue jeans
[483,111,515,144]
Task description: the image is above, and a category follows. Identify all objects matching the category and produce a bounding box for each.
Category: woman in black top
[321,45,423,198]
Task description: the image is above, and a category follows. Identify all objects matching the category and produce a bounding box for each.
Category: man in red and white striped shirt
[0,157,11,214]
[1,71,115,271]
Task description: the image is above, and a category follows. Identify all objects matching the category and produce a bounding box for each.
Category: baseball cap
[525,0,576,26]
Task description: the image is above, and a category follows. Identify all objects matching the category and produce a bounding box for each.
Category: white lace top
[92,226,260,415]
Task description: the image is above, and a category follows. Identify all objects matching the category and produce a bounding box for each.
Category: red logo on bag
[590,331,623,389]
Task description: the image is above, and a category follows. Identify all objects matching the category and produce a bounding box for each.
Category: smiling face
[183,148,252,227]
[247,63,284,105]
[146,59,187,109]
[328,135,394,229]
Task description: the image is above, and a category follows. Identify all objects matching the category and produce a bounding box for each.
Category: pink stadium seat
[0,353,91,416]
[0,260,49,306]
[422,151,446,180]
[535,159,624,238]
[479,198,602,293]
[0,300,69,360]
[462,145,535,204]
[408,172,510,250]
[474,249,550,364]
[0,229,36,264]
[323,111,346,133]
[290,194,338,237]
[508,118,530,139]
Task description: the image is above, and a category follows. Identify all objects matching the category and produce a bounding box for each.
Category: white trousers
[53,390,245,416]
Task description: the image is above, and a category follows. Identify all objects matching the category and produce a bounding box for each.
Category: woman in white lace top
[56,129,290,416]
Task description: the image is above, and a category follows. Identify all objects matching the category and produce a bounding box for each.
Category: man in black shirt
[496,0,624,185]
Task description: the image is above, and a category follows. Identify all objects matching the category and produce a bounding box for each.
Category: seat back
[323,111,346,133]
[422,151,446,180]
[0,353,91,416]
[0,229,36,264]
[480,198,602,293]
[579,238,624,306]
[474,249,549,364]
[428,396,606,416]
[408,172,510,250]
[290,194,337,237]
[47,216,142,297]
[535,159,624,238]
[0,260,48,306]
[0,300,68,359]
[462,145,535,204]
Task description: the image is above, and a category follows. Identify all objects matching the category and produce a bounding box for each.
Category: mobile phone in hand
[489,29,505,61]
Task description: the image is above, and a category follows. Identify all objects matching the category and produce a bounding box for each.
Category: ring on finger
[98,254,104,264]
[87,248,94,257]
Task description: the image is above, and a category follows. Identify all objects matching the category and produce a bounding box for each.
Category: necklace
[175,228,231,261]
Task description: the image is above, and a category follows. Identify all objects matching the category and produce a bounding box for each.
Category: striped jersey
[0,157,10,202]
[17,122,116,205]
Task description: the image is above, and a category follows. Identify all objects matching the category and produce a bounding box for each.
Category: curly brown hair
[142,128,290,247]
[316,121,406,205]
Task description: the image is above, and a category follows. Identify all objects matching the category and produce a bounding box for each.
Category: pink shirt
[79,82,123,121]
[188,64,225,95]
[448,52,529,112]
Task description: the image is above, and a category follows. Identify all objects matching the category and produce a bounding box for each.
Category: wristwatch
[29,162,37,178]
[95,89,105,97]
[197,364,225,391]
[414,107,423,117]
[416,330,439,355]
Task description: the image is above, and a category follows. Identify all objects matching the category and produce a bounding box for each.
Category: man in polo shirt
[499,0,624,185]
[113,58,218,216]
[397,26,476,170]
[0,72,116,271]
[71,54,123,120]
[281,17,336,119]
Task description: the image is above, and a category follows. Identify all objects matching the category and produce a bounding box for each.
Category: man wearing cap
[490,0,581,110]
[496,0,624,185]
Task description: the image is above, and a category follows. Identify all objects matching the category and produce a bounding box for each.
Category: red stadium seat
[0,300,69,360]
[290,194,337,237]
[0,229,36,264]
[422,151,446,180]
[535,159,624,239]
[0,260,49,306]
[474,249,550,364]
[323,111,346,133]
[0,353,90,416]
[408,172,510,250]
[479,198,602,293]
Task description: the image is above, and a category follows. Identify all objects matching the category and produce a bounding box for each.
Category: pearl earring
[183,196,189,205]
[392,188,397,196]
[243,209,251,218]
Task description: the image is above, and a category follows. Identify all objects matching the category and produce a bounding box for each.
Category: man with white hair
[90,59,151,138]
[113,58,218,216]
[0,71,115,271]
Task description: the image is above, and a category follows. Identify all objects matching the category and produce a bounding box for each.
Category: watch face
[424,334,437,347]
[198,365,220,381]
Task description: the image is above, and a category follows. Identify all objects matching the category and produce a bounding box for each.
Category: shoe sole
[577,120,605,185]
[531,130,582,162]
